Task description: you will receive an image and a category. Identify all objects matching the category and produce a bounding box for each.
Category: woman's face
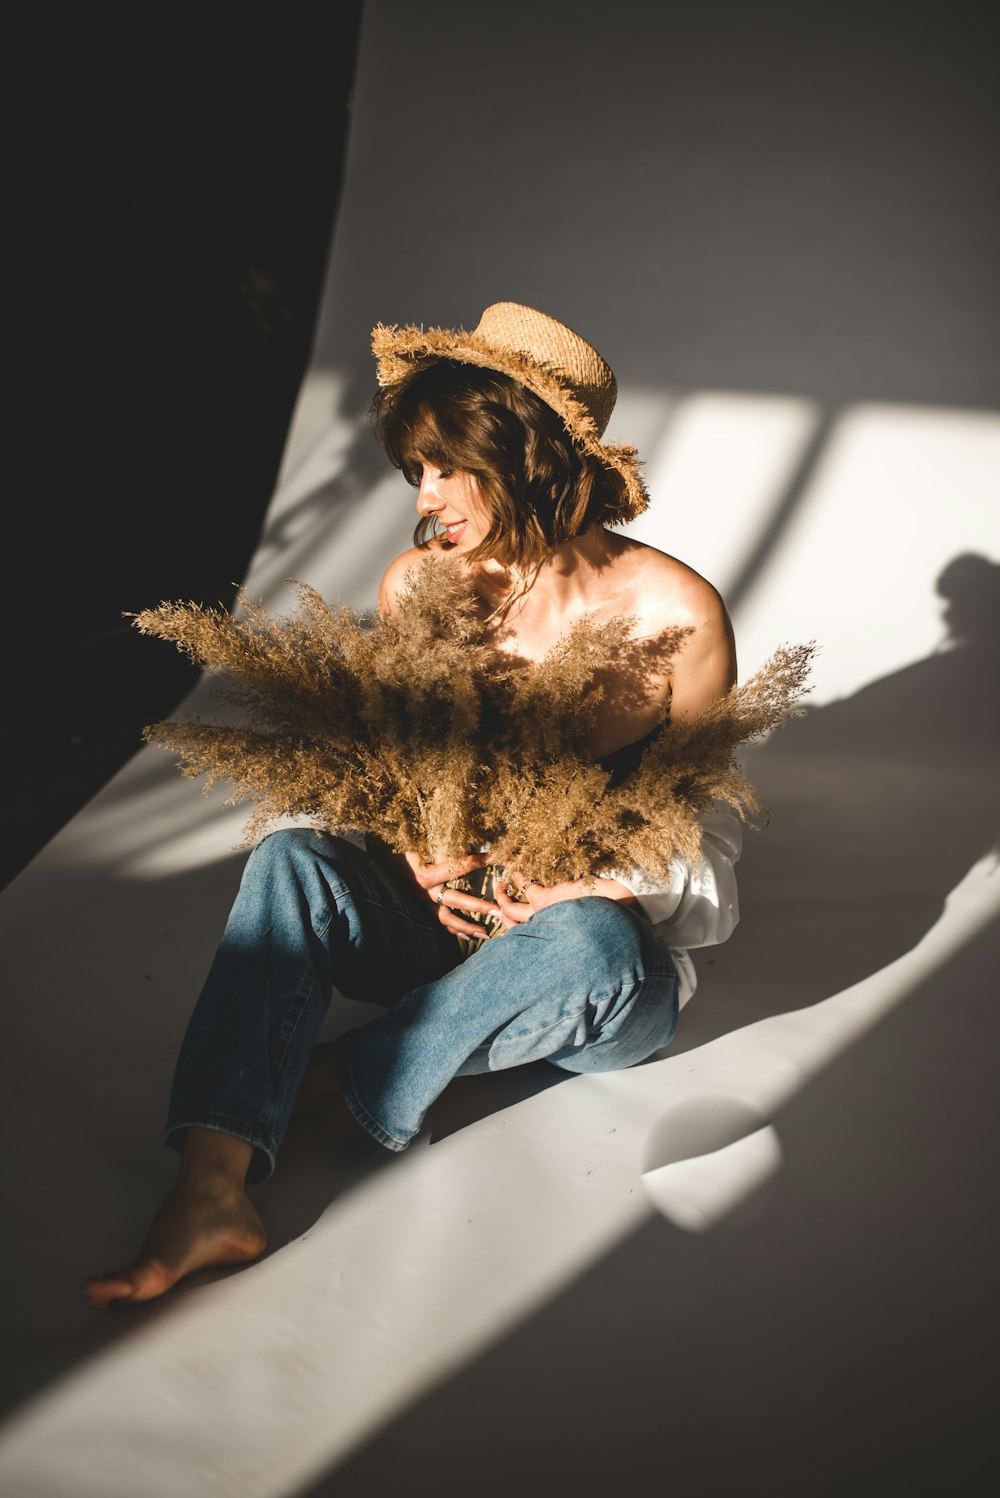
[416,462,490,552]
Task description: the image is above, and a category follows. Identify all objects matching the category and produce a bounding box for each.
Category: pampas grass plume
[131,560,815,883]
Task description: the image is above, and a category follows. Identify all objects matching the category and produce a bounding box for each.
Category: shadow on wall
[674,550,1000,1052]
[247,419,395,607]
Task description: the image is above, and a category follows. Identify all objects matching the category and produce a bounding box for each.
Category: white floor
[2,6,998,1494]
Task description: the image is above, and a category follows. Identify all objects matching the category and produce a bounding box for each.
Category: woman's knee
[528,896,644,973]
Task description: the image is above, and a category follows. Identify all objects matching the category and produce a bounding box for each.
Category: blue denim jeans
[166,829,679,1180]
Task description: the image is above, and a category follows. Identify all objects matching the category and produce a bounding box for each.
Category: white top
[611,806,742,1008]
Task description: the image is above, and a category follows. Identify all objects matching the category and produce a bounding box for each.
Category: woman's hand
[401,851,502,940]
[495,869,639,929]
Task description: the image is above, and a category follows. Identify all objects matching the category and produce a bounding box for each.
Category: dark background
[4,8,365,890]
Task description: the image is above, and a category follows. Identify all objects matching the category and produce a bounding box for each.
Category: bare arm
[497,568,737,924]
[663,580,737,723]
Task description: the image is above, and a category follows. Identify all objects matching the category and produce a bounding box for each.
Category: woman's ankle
[176,1126,254,1190]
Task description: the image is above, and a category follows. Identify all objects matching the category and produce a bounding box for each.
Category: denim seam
[487,968,668,1053]
[268,961,320,1102]
[590,973,679,1041]
[488,1001,592,1050]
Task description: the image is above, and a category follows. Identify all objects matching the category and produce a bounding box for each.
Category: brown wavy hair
[370,360,628,573]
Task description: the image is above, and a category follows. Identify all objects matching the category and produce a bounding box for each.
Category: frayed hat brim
[371,321,650,523]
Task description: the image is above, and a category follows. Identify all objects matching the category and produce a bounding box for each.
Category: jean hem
[334,1041,412,1153]
[163,1113,277,1184]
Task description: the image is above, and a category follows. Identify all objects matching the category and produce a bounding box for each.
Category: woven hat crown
[471,302,618,437]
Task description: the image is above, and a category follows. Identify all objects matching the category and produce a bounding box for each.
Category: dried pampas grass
[132,560,814,886]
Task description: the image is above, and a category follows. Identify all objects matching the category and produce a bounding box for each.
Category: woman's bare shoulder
[377,542,452,613]
[614,537,737,706]
[614,535,729,632]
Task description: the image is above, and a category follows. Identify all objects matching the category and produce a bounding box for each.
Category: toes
[84,1261,172,1309]
[84,1272,137,1309]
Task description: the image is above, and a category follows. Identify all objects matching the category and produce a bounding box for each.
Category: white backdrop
[2,4,998,1494]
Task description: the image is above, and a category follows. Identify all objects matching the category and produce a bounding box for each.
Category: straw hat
[371,301,650,522]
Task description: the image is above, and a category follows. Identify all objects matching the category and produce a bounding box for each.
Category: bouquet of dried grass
[132,561,814,888]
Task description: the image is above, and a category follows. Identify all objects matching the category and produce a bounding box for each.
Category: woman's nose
[416,474,443,516]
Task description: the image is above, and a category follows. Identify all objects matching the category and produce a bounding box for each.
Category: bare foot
[85,1178,266,1309]
[85,1141,267,1310]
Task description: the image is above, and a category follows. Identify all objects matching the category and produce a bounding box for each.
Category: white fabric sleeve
[609,806,742,950]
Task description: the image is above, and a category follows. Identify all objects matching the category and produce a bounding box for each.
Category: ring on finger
[436,887,445,904]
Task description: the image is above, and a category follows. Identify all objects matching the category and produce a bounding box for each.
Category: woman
[85,302,741,1308]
